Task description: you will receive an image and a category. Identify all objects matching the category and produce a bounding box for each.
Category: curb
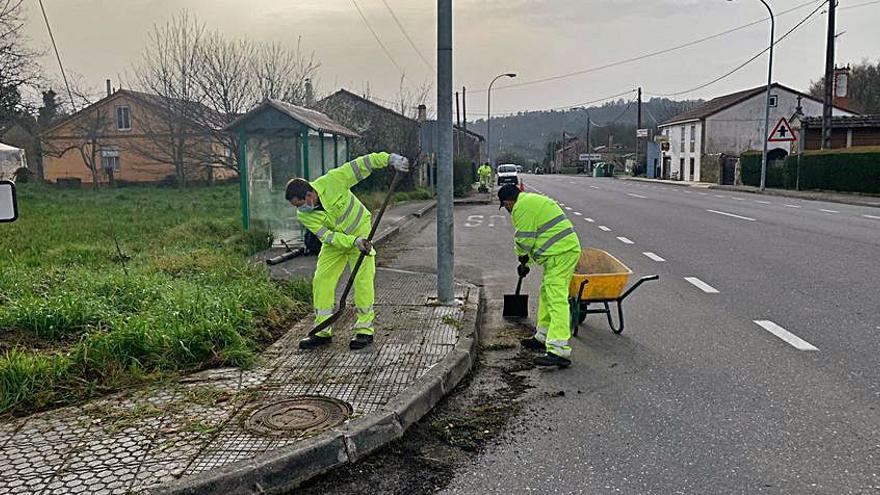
[454,197,492,205]
[617,176,712,188]
[149,281,483,495]
[373,201,436,249]
[708,184,880,208]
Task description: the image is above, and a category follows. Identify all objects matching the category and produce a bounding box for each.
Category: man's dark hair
[497,184,520,204]
[285,178,313,201]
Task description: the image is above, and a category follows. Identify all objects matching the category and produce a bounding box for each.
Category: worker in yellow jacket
[477,163,493,189]
[286,152,410,350]
[498,184,581,367]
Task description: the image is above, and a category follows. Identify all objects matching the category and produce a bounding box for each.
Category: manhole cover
[244,396,352,437]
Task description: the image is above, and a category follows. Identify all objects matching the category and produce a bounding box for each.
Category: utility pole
[821,0,836,149]
[436,0,454,304]
[461,87,467,134]
[637,87,642,174]
[455,91,461,155]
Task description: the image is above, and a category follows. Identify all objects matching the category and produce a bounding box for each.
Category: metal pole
[821,0,836,149]
[455,91,461,156]
[437,0,454,303]
[486,73,516,166]
[637,87,642,174]
[758,0,775,191]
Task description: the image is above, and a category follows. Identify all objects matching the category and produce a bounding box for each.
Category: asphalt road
[401,177,878,494]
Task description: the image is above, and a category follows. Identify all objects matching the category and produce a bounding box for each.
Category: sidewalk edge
[148,282,482,495]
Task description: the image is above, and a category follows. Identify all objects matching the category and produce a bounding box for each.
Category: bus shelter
[226,99,360,247]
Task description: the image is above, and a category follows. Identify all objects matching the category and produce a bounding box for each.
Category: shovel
[502,271,529,320]
[308,169,402,336]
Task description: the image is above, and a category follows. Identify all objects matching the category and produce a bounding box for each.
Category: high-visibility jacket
[297,152,390,249]
[512,192,580,263]
[478,165,492,179]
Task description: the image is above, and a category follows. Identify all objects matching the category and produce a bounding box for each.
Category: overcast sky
[21,0,880,117]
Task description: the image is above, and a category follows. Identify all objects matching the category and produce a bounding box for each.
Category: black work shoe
[534,353,572,368]
[520,337,545,351]
[349,333,374,350]
[298,335,332,349]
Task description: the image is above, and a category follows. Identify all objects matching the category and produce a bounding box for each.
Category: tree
[496,150,526,166]
[0,0,40,114]
[809,60,880,114]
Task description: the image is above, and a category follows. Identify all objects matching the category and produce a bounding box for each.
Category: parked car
[496,164,520,186]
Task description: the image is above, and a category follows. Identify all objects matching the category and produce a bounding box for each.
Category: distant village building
[657,83,855,183]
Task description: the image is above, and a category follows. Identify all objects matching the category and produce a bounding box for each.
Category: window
[768,94,778,107]
[689,157,695,180]
[680,126,685,151]
[101,148,120,172]
[116,106,131,131]
[690,125,696,153]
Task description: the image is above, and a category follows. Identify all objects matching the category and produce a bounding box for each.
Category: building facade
[657,83,856,182]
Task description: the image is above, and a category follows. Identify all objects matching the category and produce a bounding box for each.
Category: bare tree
[253,38,319,105]
[394,74,430,120]
[0,0,40,101]
[132,10,215,187]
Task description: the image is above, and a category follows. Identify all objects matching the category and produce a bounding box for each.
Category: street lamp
[486,72,516,165]
[729,0,775,191]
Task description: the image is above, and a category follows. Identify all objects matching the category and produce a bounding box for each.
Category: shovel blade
[503,294,529,320]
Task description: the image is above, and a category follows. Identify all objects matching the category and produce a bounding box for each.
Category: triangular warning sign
[768,117,797,142]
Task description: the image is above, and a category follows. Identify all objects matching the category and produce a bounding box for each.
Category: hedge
[738,151,880,193]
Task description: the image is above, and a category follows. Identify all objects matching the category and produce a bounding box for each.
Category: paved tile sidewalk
[0,269,471,495]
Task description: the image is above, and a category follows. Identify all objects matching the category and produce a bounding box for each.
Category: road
[410,176,878,494]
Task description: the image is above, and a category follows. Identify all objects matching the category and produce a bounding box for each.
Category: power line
[379,0,434,72]
[469,89,637,117]
[467,0,821,95]
[349,0,404,76]
[648,0,829,97]
[588,99,636,128]
[38,0,76,111]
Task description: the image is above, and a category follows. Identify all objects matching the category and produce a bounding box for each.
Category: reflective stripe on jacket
[297,152,390,250]
[511,192,580,262]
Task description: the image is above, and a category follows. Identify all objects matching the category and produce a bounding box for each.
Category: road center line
[714,194,726,198]
[784,204,801,208]
[754,320,818,351]
[698,192,709,196]
[598,225,611,232]
[731,197,745,201]
[684,277,719,294]
[565,206,573,211]
[643,252,666,262]
[863,214,880,220]
[584,217,595,223]
[627,193,647,199]
[589,185,600,189]
[706,209,756,222]
[755,200,771,204]
[617,236,634,244]
[573,211,582,216]
[819,209,839,213]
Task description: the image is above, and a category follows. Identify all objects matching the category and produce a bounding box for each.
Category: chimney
[304,78,314,106]
[417,104,427,122]
[106,79,112,97]
[833,65,850,110]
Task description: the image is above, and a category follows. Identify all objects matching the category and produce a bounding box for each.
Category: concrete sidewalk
[0,202,480,495]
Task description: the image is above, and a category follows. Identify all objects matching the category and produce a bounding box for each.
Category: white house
[657,83,855,182]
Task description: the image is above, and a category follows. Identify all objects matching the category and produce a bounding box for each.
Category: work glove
[517,263,530,278]
[518,255,530,266]
[355,237,373,255]
[389,153,410,173]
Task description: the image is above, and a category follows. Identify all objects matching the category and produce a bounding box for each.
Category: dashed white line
[706,209,756,222]
[573,211,582,216]
[784,204,801,208]
[627,193,647,199]
[684,277,719,294]
[565,206,573,211]
[731,197,745,201]
[617,236,634,244]
[714,194,727,198]
[819,209,839,213]
[643,252,666,262]
[569,181,576,184]
[589,186,600,189]
[698,192,709,196]
[598,225,611,232]
[863,214,880,220]
[754,320,818,351]
[755,200,771,204]
[584,218,595,223]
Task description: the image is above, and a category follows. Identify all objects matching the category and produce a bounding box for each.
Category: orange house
[42,89,235,185]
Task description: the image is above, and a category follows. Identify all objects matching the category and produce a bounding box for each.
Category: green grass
[0,184,310,415]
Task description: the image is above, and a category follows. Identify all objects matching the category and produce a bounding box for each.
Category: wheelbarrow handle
[618,274,660,301]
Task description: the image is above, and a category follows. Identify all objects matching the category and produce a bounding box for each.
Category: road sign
[579,153,602,161]
[636,128,649,138]
[661,142,670,151]
[768,117,797,142]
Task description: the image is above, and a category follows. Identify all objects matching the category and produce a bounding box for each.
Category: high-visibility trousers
[533,248,580,358]
[312,245,376,337]
[479,175,491,187]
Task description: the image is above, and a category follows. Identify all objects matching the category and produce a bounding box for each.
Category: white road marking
[569,181,576,184]
[698,192,709,196]
[598,225,611,232]
[643,252,666,262]
[573,211,582,216]
[706,209,756,222]
[819,209,839,213]
[714,194,726,198]
[755,200,771,204]
[863,214,880,220]
[565,206,573,211]
[627,193,647,199]
[590,185,600,189]
[684,277,719,294]
[754,320,818,351]
[731,197,745,201]
[684,191,693,194]
[584,217,595,223]
[784,204,801,208]
[617,236,634,244]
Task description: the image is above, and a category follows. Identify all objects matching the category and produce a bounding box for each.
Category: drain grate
[244,396,352,437]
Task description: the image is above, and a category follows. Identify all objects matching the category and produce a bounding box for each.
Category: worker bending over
[286,152,410,350]
[498,184,581,367]
[478,162,493,189]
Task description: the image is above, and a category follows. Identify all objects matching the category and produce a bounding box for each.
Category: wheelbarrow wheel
[578,302,589,324]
